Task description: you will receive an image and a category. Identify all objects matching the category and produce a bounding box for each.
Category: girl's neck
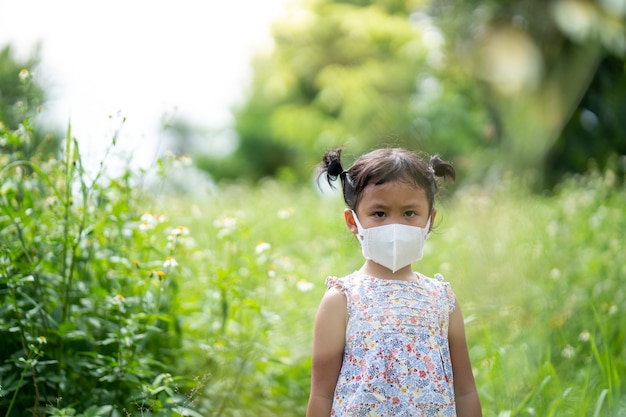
[359,261,416,282]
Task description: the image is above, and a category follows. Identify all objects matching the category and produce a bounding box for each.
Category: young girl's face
[346,180,435,232]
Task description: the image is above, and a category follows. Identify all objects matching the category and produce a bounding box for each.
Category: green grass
[159,171,625,417]
[1,115,625,416]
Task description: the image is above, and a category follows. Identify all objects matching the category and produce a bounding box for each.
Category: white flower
[277,208,294,219]
[180,154,192,166]
[296,279,314,292]
[139,213,158,230]
[170,226,190,236]
[110,293,125,306]
[255,241,271,254]
[214,216,237,238]
[163,257,178,268]
[140,213,155,222]
[550,268,560,280]
[561,344,575,359]
[578,330,590,342]
[214,217,236,229]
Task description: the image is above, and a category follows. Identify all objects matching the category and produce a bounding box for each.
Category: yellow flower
[37,336,47,344]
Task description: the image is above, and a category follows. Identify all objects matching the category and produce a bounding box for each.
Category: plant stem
[61,123,74,324]
[4,365,27,417]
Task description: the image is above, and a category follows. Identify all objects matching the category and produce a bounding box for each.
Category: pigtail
[429,154,456,182]
[321,147,345,187]
[318,146,357,208]
[319,146,345,189]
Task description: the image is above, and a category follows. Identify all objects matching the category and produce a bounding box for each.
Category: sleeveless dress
[326,271,457,417]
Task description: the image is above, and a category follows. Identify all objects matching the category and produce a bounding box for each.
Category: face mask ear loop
[351,210,365,241]
[392,223,399,273]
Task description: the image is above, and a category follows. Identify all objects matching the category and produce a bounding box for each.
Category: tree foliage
[204,0,488,183]
[0,45,60,159]
[433,0,626,187]
[201,0,625,188]
[546,55,626,188]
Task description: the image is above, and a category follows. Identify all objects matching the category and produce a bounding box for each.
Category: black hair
[318,146,455,213]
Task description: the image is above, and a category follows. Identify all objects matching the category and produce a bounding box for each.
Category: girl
[307,147,482,417]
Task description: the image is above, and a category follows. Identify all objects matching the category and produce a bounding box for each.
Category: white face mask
[351,210,430,273]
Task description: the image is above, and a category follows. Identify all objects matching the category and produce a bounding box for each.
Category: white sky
[0,0,288,168]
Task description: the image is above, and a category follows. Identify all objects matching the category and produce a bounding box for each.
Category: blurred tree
[0,45,60,159]
[207,0,489,183]
[204,0,624,186]
[433,0,626,186]
[545,54,626,188]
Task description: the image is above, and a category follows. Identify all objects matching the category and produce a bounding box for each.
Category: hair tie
[341,170,354,186]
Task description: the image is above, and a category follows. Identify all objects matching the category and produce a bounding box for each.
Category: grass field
[153,168,625,416]
[1,141,624,416]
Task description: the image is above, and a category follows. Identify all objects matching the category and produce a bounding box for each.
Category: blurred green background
[1,0,625,416]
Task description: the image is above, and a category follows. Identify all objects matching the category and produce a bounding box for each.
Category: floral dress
[327,272,457,417]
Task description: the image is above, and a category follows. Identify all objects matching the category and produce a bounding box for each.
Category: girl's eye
[373,211,386,218]
[404,211,417,217]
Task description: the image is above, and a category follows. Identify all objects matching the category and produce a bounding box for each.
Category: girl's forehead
[360,181,428,203]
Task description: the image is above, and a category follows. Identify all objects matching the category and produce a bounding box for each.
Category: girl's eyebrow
[364,201,426,211]
[366,203,390,210]
[362,202,393,211]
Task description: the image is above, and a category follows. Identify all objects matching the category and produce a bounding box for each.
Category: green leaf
[172,406,205,417]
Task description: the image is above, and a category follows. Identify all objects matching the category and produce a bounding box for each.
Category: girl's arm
[306,287,347,417]
[449,297,483,417]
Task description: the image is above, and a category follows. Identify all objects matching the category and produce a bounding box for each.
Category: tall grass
[1,111,624,415]
[163,172,624,416]
[427,174,625,416]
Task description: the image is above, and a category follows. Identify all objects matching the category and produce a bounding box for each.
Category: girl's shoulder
[415,271,454,293]
[325,271,361,290]
[432,272,445,282]
[416,272,456,312]
[416,272,449,287]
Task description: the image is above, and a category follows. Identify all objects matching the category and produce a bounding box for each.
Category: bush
[0,115,200,416]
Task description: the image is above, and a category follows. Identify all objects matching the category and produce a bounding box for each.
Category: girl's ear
[344,208,358,235]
